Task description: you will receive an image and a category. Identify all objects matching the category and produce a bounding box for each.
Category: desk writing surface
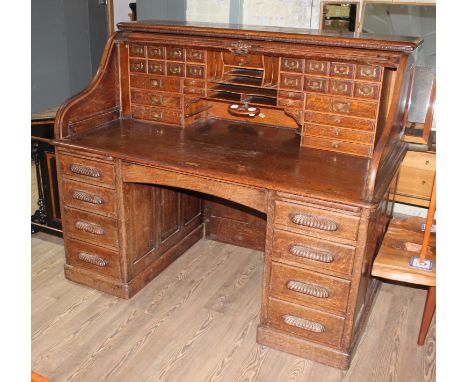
[60,118,371,206]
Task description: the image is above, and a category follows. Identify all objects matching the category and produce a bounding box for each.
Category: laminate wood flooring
[32,233,435,382]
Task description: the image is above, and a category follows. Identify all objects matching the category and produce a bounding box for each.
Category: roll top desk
[54,21,421,369]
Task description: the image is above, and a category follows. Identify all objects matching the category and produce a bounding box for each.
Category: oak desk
[54,21,421,369]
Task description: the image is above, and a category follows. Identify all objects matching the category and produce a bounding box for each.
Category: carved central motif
[229,41,252,55]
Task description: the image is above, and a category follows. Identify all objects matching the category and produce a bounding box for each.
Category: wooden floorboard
[32,232,435,382]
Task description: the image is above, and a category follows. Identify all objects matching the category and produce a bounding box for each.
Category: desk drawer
[303,124,373,144]
[280,57,304,73]
[302,135,372,157]
[59,153,115,187]
[268,298,345,348]
[223,52,263,68]
[304,111,375,132]
[305,94,378,119]
[131,89,182,109]
[270,262,351,313]
[62,179,116,217]
[130,75,182,93]
[274,200,360,241]
[63,207,118,250]
[66,238,121,279]
[279,73,303,91]
[272,229,355,276]
[132,106,182,125]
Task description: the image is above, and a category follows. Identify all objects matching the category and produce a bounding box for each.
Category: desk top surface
[60,118,372,207]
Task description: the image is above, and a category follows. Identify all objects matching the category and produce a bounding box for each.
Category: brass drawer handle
[131,62,145,71]
[284,59,299,70]
[148,47,163,57]
[357,85,373,96]
[78,252,108,267]
[72,190,104,205]
[333,65,349,75]
[331,100,350,113]
[150,78,163,89]
[308,62,324,71]
[151,111,163,121]
[149,63,163,73]
[70,164,102,178]
[286,280,330,298]
[189,50,204,60]
[289,213,338,231]
[149,94,163,105]
[288,244,335,263]
[361,67,377,78]
[168,66,182,75]
[284,77,299,87]
[169,49,183,58]
[188,67,202,76]
[307,80,322,90]
[75,220,105,235]
[131,46,144,55]
[332,83,348,93]
[282,315,326,333]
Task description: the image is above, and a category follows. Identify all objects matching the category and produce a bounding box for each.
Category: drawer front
[279,73,303,91]
[184,78,206,88]
[268,298,345,348]
[184,86,207,96]
[356,64,381,81]
[186,64,206,79]
[354,82,380,100]
[186,48,206,63]
[305,60,329,75]
[303,124,373,144]
[63,207,118,250]
[166,62,185,77]
[330,62,354,78]
[304,111,375,131]
[305,94,378,119]
[66,239,121,279]
[274,200,360,241]
[59,153,115,187]
[280,57,304,73]
[132,106,182,125]
[147,46,165,59]
[131,89,182,109]
[129,44,145,58]
[278,91,304,101]
[304,76,328,93]
[302,135,371,157]
[130,75,182,93]
[278,97,303,109]
[147,60,165,75]
[62,179,116,217]
[270,262,351,313]
[223,52,263,68]
[129,59,146,73]
[272,229,355,276]
[329,80,353,97]
[166,47,185,61]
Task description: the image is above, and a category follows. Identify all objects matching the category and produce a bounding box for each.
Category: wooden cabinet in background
[395,150,435,207]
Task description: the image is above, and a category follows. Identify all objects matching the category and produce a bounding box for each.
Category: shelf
[225,68,264,79]
[210,83,277,99]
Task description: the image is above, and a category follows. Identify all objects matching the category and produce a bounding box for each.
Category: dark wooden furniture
[53,21,421,369]
[32,107,62,236]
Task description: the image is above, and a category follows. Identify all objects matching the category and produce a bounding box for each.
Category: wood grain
[32,233,435,381]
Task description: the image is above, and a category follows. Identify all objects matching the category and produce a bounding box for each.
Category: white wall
[113,0,132,30]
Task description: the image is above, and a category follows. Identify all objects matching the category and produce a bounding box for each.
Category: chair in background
[372,175,436,345]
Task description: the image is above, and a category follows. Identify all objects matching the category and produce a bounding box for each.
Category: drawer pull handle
[75,220,105,235]
[287,280,330,298]
[284,77,299,87]
[150,79,163,89]
[78,252,108,267]
[72,190,104,205]
[284,59,299,70]
[189,51,203,60]
[149,94,163,105]
[332,83,348,93]
[289,213,338,231]
[308,62,324,71]
[333,65,349,75]
[151,111,163,121]
[70,164,102,178]
[131,62,145,71]
[188,67,202,76]
[169,49,183,58]
[307,80,322,91]
[148,47,163,57]
[149,63,163,73]
[361,67,377,78]
[168,66,182,75]
[289,244,335,263]
[282,315,326,333]
[357,86,373,96]
[331,100,350,113]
